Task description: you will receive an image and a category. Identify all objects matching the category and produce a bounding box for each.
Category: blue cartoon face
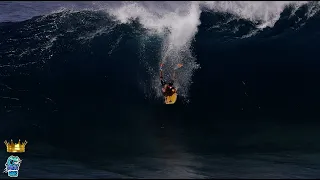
[5,155,21,171]
[6,156,21,166]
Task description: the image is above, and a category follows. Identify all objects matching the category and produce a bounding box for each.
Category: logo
[4,139,27,153]
[3,155,22,178]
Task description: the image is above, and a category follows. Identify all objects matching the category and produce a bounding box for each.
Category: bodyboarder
[159,63,183,99]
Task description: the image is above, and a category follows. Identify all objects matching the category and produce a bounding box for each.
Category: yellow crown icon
[4,139,27,153]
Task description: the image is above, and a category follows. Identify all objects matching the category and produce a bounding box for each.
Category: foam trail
[108,2,201,99]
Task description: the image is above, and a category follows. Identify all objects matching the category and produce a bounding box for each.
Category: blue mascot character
[4,155,22,177]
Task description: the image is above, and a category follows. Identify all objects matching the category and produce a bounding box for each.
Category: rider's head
[166,83,174,92]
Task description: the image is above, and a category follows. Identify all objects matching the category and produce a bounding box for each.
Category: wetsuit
[160,64,176,96]
[161,79,176,96]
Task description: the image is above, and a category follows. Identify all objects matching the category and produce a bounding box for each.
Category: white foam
[201,2,308,27]
[102,1,313,99]
[107,1,309,36]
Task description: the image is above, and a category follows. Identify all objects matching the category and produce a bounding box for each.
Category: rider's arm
[160,63,166,86]
[160,63,163,79]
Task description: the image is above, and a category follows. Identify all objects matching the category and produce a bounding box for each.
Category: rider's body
[160,63,177,97]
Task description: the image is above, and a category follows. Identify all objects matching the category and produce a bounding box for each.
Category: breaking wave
[1,2,320,152]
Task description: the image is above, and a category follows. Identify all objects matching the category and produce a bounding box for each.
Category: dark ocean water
[1,1,320,178]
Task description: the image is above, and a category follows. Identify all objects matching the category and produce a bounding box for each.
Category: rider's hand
[160,63,164,71]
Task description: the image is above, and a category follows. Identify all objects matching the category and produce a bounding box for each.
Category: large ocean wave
[1,1,320,153]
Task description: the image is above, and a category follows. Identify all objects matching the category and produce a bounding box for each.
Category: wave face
[2,1,320,155]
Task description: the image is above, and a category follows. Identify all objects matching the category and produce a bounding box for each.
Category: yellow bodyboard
[165,92,178,104]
